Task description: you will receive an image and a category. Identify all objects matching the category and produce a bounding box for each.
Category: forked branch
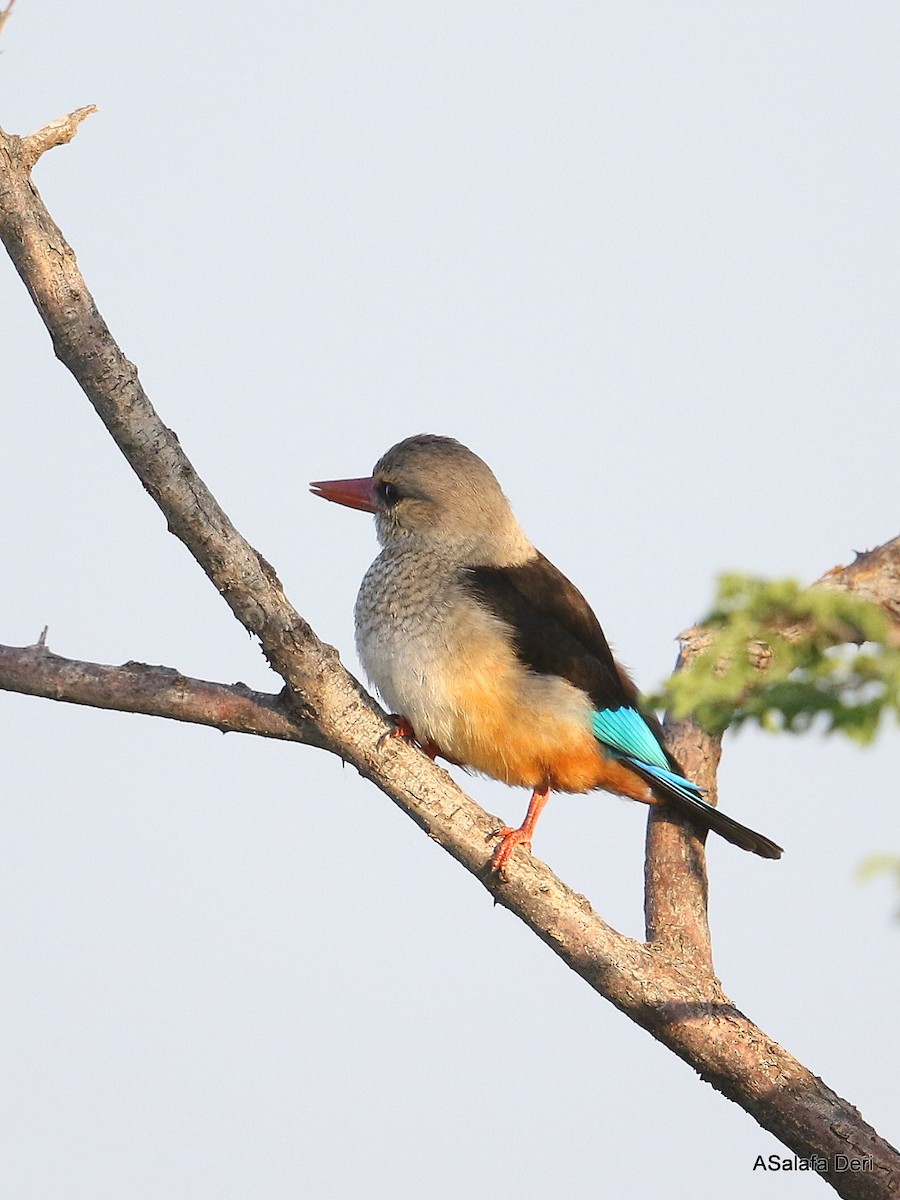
[1,111,897,1198]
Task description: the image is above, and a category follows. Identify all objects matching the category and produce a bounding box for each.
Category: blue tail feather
[623,757,707,804]
[591,707,669,771]
[591,706,783,858]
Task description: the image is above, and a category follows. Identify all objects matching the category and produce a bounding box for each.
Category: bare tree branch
[644,536,900,971]
[19,105,98,169]
[0,0,17,44]
[825,539,900,623]
[0,639,324,746]
[1,111,898,1198]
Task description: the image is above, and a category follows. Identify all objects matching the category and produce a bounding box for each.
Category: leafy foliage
[658,575,900,742]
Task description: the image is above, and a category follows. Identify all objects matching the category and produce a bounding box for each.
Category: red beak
[309,476,378,513]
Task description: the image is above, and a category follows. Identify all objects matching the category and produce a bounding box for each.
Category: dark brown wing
[464,551,637,715]
[465,553,782,857]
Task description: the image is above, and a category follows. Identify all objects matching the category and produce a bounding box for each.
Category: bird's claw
[387,715,417,742]
[489,826,532,875]
[377,715,417,751]
[379,715,442,760]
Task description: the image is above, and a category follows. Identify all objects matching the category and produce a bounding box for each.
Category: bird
[310,434,782,871]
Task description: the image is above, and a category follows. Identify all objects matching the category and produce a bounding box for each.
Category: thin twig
[20,106,98,169]
[0,0,17,44]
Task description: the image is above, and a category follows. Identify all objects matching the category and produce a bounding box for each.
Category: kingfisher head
[311,433,533,565]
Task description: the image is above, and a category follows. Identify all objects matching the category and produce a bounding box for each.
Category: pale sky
[2,4,898,1198]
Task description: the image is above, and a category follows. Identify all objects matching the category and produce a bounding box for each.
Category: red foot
[490,826,532,874]
[385,715,442,761]
[489,784,551,876]
[389,715,418,742]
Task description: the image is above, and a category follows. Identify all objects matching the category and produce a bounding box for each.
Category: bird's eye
[376,481,401,507]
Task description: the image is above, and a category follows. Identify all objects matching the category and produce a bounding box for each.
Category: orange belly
[426,658,655,802]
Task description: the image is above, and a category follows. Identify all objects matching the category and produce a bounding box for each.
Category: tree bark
[1,111,898,1199]
[645,536,900,976]
[0,640,325,746]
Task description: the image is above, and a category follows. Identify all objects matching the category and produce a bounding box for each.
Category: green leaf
[659,575,900,742]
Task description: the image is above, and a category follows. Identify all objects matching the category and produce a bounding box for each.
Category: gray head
[312,434,534,566]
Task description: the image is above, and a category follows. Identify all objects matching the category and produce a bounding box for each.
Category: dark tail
[628,760,783,860]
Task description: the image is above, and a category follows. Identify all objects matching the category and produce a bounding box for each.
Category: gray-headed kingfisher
[311,434,782,871]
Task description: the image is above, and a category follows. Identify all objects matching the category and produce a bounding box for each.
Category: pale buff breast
[355,551,625,793]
